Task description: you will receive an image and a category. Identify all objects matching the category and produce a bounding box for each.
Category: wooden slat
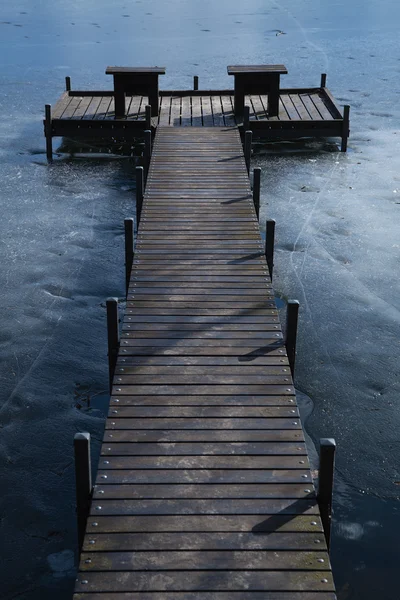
[83,531,327,551]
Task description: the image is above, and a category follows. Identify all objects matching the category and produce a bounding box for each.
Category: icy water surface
[0,0,399,598]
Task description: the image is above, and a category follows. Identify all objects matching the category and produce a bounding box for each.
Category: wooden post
[106,297,120,393]
[286,299,299,378]
[320,73,327,88]
[243,105,250,131]
[124,218,134,298]
[253,167,261,220]
[244,130,252,175]
[136,166,144,227]
[145,104,152,130]
[144,129,152,181]
[74,432,92,552]
[341,105,350,152]
[193,76,199,91]
[265,219,275,280]
[65,76,71,92]
[44,104,53,163]
[318,438,336,551]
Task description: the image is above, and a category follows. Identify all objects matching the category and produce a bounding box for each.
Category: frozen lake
[0,0,399,598]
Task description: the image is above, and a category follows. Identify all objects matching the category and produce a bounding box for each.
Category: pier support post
[253,168,261,220]
[193,76,199,91]
[124,218,134,298]
[145,105,152,130]
[136,166,144,228]
[144,129,152,181]
[341,105,350,152]
[65,76,71,92]
[265,219,275,280]
[286,300,299,378]
[320,73,327,88]
[44,104,53,163]
[107,297,120,393]
[318,438,336,551]
[243,105,250,132]
[244,130,252,175]
[74,432,92,552]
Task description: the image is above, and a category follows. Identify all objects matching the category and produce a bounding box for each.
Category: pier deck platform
[47,78,349,151]
[73,126,336,599]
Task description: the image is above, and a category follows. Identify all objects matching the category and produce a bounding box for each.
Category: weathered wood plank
[74,570,335,592]
[83,531,326,551]
[80,550,329,571]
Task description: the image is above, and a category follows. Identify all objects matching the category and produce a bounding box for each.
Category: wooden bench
[105,66,166,118]
[227,64,288,117]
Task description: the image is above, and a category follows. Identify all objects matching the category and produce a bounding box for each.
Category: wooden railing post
[65,76,71,92]
[265,219,275,280]
[106,297,120,393]
[193,76,199,91]
[244,130,252,174]
[44,104,53,163]
[320,73,327,88]
[318,438,336,551]
[144,129,152,180]
[341,105,350,152]
[124,218,134,298]
[243,105,250,131]
[286,299,299,378]
[136,166,144,228]
[145,104,152,130]
[74,432,92,552]
[253,167,261,220]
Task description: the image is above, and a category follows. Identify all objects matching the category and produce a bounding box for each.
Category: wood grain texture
[74,126,336,599]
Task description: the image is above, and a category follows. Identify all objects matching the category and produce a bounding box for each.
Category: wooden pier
[73,125,337,599]
[45,70,350,156]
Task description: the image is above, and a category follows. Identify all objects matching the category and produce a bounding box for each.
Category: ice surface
[0,0,399,598]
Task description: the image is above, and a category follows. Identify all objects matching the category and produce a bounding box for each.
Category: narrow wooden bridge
[73,126,336,599]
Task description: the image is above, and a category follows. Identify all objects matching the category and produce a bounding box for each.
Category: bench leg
[149,92,159,117]
[114,77,126,118]
[233,84,245,117]
[267,74,280,117]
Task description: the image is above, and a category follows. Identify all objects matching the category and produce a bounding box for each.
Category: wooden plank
[102,430,304,443]
[158,95,171,126]
[74,593,336,600]
[170,96,182,126]
[105,417,299,429]
[94,469,311,485]
[80,550,329,571]
[86,514,323,533]
[100,442,305,456]
[181,96,192,126]
[83,531,327,551]
[74,570,335,592]
[88,498,317,515]
[201,96,214,126]
[92,483,312,499]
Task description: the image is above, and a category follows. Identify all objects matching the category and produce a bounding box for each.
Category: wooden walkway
[73,127,336,599]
